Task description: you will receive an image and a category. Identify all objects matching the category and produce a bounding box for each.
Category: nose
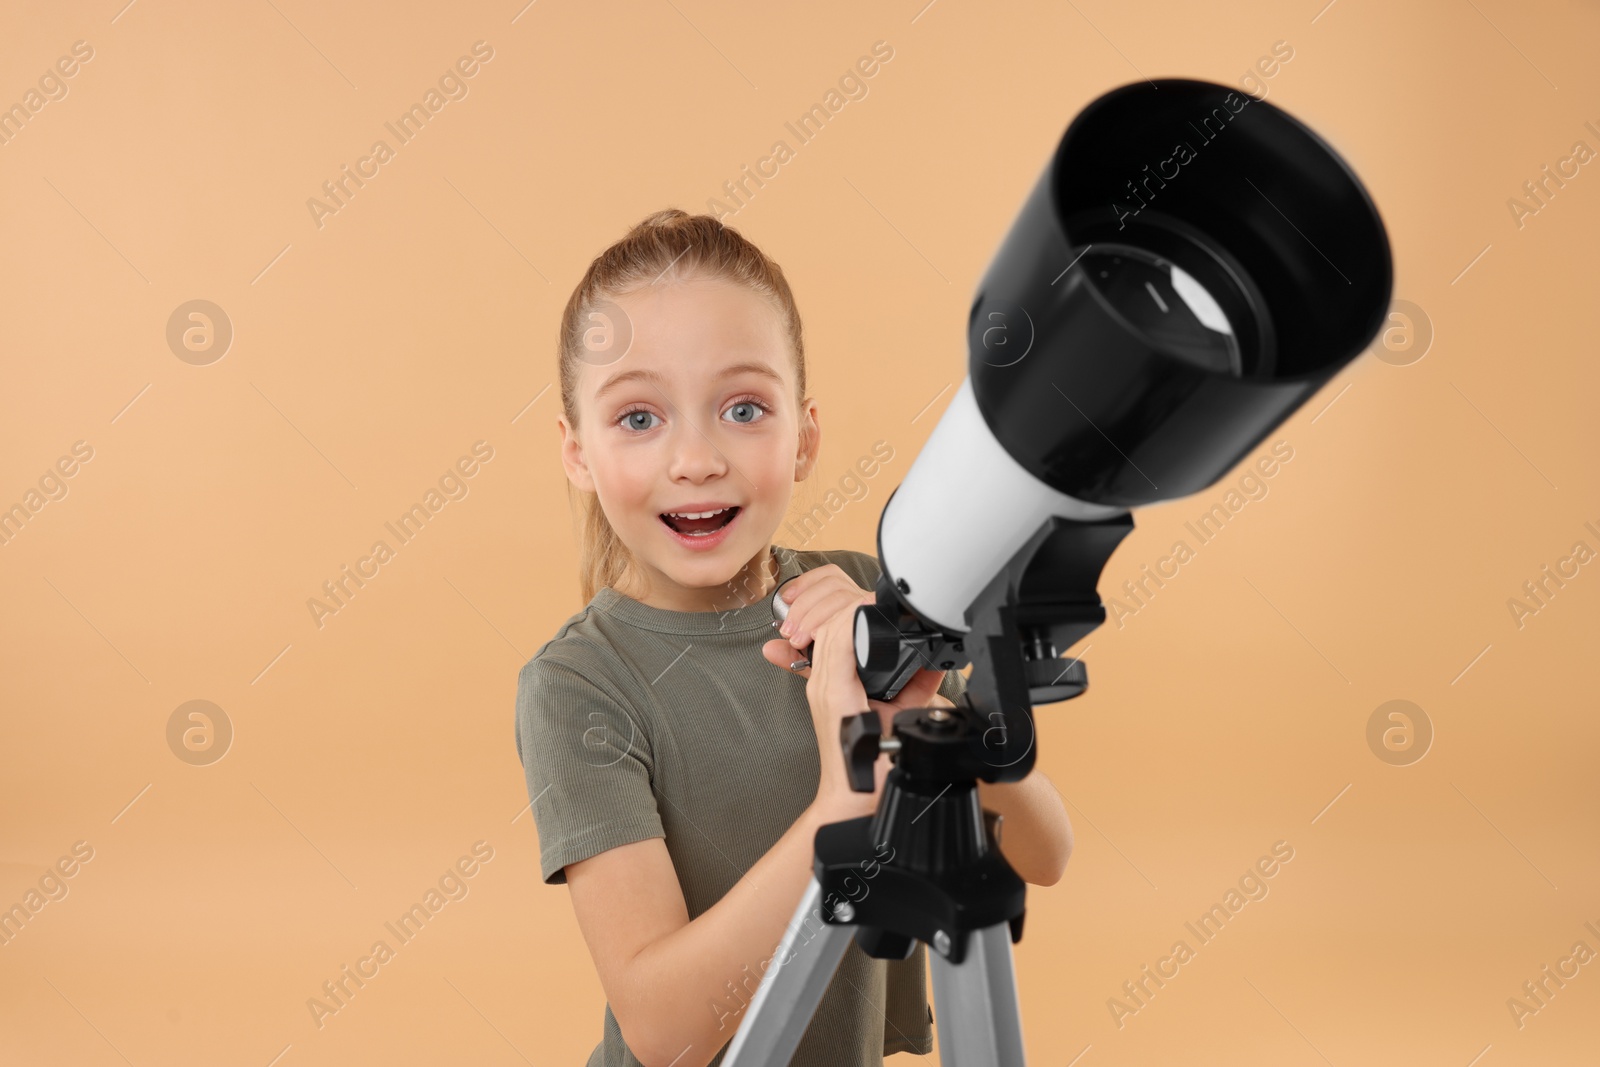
[666,419,730,483]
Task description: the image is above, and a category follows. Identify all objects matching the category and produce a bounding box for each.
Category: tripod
[722,514,1131,1066]
[719,712,1030,1066]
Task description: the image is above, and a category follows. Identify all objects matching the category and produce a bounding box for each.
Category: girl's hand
[764,587,948,818]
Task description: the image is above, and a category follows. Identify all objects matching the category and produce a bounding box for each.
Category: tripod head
[843,511,1130,788]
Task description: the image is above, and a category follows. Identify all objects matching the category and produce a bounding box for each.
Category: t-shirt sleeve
[514,655,665,885]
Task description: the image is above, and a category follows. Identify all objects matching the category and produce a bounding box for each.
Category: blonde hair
[559,209,808,604]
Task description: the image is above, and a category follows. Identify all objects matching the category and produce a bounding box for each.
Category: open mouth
[659,506,741,538]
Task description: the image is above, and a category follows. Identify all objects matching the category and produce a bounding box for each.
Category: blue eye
[617,398,769,433]
[618,409,661,432]
[724,398,770,424]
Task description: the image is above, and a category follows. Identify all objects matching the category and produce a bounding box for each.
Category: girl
[515,209,1073,1067]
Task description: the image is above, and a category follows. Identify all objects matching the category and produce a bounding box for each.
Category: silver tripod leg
[720,875,855,1067]
[721,877,1028,1067]
[928,919,1028,1066]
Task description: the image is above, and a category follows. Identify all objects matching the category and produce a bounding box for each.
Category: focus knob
[853,606,903,674]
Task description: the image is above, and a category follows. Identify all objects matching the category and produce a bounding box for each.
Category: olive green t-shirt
[514,544,968,1067]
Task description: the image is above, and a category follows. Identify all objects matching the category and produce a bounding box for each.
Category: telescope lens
[1079,245,1242,377]
[966,78,1392,505]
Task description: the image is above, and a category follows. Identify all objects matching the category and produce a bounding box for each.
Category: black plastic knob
[854,605,904,674]
[1025,656,1089,703]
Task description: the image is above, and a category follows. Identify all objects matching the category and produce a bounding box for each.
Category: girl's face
[559,274,820,612]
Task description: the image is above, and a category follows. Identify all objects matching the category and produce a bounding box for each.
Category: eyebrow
[593,360,785,403]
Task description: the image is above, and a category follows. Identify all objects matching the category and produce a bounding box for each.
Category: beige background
[2,0,1597,1064]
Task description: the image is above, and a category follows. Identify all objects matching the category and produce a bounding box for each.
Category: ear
[794,397,820,482]
[558,415,596,493]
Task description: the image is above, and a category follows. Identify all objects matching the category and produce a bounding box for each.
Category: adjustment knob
[853,606,903,674]
[1025,656,1089,703]
[840,710,883,792]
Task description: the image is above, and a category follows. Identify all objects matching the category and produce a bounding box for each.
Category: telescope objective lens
[1079,245,1243,377]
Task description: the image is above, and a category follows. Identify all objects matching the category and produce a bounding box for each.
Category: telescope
[732,77,1393,1066]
